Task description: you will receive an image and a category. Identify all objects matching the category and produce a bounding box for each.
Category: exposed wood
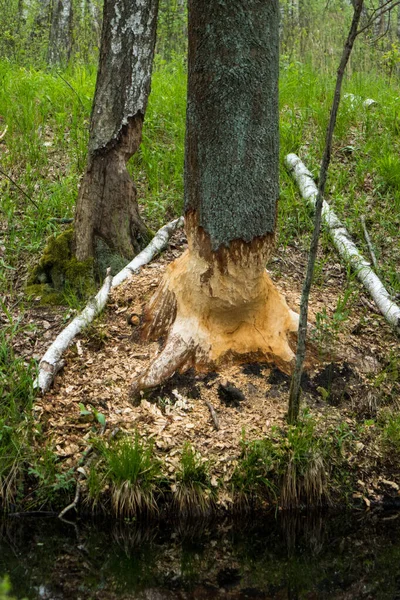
[285,153,400,336]
[36,218,184,393]
[131,215,298,395]
[130,0,299,396]
[73,0,159,264]
[204,400,220,431]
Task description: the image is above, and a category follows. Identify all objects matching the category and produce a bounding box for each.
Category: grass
[0,4,399,513]
[173,442,214,516]
[98,432,162,517]
[233,413,354,509]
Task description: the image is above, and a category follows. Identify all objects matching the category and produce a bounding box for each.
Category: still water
[1,511,400,599]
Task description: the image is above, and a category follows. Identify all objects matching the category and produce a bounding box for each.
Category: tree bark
[48,0,73,67]
[73,0,159,271]
[131,0,298,394]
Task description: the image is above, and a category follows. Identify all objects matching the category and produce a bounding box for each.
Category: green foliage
[173,443,214,515]
[233,414,353,508]
[378,411,400,455]
[100,433,162,516]
[0,576,24,600]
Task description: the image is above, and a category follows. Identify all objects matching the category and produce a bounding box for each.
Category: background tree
[73,0,159,274]
[48,0,73,67]
[132,0,298,394]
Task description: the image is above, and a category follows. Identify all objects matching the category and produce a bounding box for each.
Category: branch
[0,124,8,141]
[0,168,40,210]
[357,0,400,35]
[35,217,184,393]
[285,154,400,335]
[287,0,365,424]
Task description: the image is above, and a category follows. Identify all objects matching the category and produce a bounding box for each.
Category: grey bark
[184,0,279,250]
[48,0,73,66]
[74,0,159,268]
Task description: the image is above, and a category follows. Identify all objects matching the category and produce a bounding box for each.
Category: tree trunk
[73,0,159,272]
[132,0,298,394]
[48,0,73,67]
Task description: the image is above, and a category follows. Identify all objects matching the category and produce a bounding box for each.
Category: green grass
[0,10,400,513]
[173,442,214,515]
[232,414,354,509]
[99,432,162,516]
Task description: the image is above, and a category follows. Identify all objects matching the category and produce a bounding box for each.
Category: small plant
[233,414,351,509]
[173,443,214,515]
[379,412,400,455]
[101,432,162,517]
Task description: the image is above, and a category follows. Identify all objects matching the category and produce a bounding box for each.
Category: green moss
[28,229,95,305]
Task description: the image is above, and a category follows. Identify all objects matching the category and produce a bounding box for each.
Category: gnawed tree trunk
[48,0,73,66]
[131,0,298,395]
[73,0,158,274]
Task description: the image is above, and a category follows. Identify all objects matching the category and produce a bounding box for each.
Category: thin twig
[0,168,39,209]
[49,217,74,224]
[58,481,81,519]
[357,0,400,35]
[204,400,220,430]
[361,216,378,270]
[56,72,86,109]
[0,124,8,141]
[288,0,365,424]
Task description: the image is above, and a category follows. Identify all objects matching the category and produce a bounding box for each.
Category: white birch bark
[35,218,184,393]
[285,153,400,335]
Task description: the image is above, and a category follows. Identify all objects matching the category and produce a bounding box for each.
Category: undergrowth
[233,413,354,509]
[173,442,214,516]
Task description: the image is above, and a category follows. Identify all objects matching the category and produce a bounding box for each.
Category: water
[1,511,400,599]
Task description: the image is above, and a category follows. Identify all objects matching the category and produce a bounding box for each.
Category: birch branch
[285,153,400,335]
[111,217,184,287]
[35,217,184,393]
[35,268,113,393]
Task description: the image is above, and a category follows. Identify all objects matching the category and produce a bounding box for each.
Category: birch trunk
[73,0,159,272]
[48,0,73,66]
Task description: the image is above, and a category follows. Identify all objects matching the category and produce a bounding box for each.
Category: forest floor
[8,225,400,513]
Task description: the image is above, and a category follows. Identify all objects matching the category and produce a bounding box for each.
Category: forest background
[0,0,400,514]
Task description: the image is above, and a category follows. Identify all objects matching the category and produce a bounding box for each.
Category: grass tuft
[173,442,214,516]
[100,432,162,517]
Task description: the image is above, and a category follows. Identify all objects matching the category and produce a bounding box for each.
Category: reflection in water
[1,511,400,599]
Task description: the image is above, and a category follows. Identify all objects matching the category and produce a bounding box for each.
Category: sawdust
[31,230,400,496]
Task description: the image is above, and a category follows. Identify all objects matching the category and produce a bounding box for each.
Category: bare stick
[286,154,400,334]
[58,481,81,519]
[360,216,378,271]
[0,167,40,209]
[287,0,365,425]
[205,400,220,431]
[35,217,184,393]
[0,124,8,141]
[35,269,113,393]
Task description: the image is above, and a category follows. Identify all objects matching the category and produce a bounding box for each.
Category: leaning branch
[285,153,400,335]
[35,217,184,393]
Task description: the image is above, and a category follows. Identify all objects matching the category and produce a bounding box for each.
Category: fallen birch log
[35,217,184,393]
[112,216,184,287]
[285,153,400,335]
